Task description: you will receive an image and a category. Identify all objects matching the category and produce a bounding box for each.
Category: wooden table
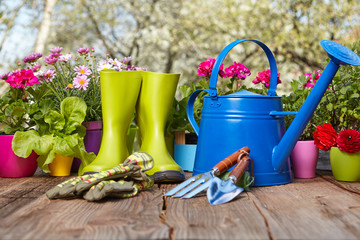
[0,169,359,239]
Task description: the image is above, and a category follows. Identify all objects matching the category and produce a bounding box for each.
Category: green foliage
[282,75,321,140]
[0,84,51,135]
[12,97,96,173]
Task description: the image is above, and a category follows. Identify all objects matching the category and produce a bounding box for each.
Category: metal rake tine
[172,176,209,198]
[164,175,203,196]
[182,180,211,199]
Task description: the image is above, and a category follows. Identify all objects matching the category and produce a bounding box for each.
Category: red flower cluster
[5,69,39,89]
[313,123,360,153]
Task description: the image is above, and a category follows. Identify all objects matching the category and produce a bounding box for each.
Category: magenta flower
[59,53,73,62]
[77,47,90,55]
[74,65,92,76]
[224,62,251,80]
[6,69,39,89]
[73,75,90,90]
[23,53,43,63]
[198,58,225,79]
[107,58,123,70]
[252,69,281,88]
[304,70,321,88]
[49,47,63,54]
[44,55,58,65]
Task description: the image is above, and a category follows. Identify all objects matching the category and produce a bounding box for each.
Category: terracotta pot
[290,140,319,178]
[49,154,74,176]
[71,121,103,172]
[330,147,360,182]
[0,135,38,178]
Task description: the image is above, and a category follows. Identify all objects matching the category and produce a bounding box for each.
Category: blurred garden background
[1,0,360,95]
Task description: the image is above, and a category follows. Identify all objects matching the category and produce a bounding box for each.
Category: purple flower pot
[0,135,38,178]
[290,140,319,178]
[71,121,103,172]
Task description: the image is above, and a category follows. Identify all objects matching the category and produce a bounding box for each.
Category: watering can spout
[272,40,360,172]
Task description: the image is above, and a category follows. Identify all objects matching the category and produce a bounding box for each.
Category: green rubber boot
[136,71,185,182]
[80,71,142,175]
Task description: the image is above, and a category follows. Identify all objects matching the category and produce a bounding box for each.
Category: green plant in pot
[0,65,52,177]
[12,96,96,176]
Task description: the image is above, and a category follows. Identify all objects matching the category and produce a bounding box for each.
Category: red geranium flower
[336,129,360,153]
[313,123,338,151]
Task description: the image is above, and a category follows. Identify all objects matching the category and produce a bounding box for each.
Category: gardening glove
[83,176,154,201]
[46,151,154,199]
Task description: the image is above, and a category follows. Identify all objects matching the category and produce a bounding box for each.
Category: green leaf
[45,110,65,132]
[12,130,40,158]
[53,135,76,156]
[60,97,87,134]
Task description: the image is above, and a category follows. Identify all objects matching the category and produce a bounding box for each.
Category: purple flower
[77,47,90,55]
[0,73,11,80]
[32,64,42,72]
[23,53,43,63]
[37,69,56,82]
[121,56,132,64]
[44,55,58,65]
[50,47,63,54]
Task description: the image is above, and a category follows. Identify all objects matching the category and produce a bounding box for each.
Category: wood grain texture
[162,184,269,239]
[248,176,360,239]
[0,170,359,240]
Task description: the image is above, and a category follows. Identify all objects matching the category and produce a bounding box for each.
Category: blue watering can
[187,39,360,186]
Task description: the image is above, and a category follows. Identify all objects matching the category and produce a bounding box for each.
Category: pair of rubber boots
[79,70,185,183]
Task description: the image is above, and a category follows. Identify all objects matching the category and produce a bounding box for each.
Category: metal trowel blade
[206,177,244,205]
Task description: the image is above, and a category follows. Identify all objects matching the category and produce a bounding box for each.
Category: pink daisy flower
[49,47,63,54]
[73,75,90,90]
[59,53,73,62]
[77,47,90,55]
[74,65,92,76]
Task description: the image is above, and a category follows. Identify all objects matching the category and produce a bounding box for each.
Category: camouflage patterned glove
[83,175,154,201]
[46,151,153,199]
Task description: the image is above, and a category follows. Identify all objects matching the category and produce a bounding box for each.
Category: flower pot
[330,147,360,182]
[290,140,319,178]
[71,121,103,172]
[0,135,38,178]
[49,154,74,176]
[174,131,197,172]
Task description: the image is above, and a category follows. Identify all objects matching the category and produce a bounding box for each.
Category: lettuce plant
[12,96,96,173]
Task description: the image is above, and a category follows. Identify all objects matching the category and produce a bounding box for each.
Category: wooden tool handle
[228,155,252,184]
[213,146,250,175]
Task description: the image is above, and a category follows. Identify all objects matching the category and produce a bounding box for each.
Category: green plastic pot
[330,147,360,182]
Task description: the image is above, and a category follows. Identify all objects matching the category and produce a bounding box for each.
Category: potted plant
[283,70,322,178]
[313,123,360,182]
[11,96,96,176]
[0,62,51,177]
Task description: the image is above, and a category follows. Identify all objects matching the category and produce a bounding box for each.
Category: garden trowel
[207,155,252,205]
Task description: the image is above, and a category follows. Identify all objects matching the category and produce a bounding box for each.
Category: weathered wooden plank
[317,170,360,194]
[163,184,270,240]
[0,184,169,240]
[248,176,360,240]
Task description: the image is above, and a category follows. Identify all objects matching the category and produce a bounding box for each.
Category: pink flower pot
[290,140,319,178]
[0,135,38,178]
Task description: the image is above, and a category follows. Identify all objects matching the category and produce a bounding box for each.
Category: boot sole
[150,170,185,183]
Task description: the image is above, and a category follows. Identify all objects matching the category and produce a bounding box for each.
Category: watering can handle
[187,89,212,136]
[208,39,278,97]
